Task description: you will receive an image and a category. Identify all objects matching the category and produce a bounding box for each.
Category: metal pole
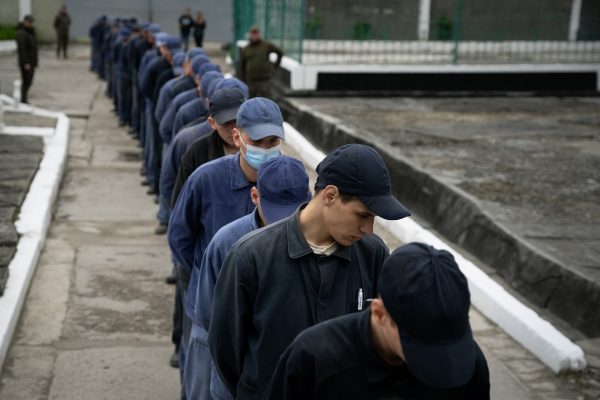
[13,79,22,108]
[568,0,582,41]
[452,0,464,65]
[0,84,4,133]
[417,0,431,41]
[19,0,31,20]
[299,0,305,63]
[147,0,154,23]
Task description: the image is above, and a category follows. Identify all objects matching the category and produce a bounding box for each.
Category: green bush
[435,16,453,40]
[353,21,371,40]
[0,25,17,40]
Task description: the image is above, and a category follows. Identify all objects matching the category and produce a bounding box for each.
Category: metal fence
[233,0,600,64]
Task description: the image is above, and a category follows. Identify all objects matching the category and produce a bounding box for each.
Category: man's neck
[298,201,335,246]
[369,314,404,366]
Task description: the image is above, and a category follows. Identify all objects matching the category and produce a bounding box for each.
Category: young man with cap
[167,96,285,381]
[265,242,490,400]
[184,155,311,400]
[208,143,411,400]
[165,86,244,371]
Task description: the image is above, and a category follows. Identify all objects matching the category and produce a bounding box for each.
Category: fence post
[299,0,305,63]
[0,87,4,133]
[13,79,22,108]
[452,0,464,65]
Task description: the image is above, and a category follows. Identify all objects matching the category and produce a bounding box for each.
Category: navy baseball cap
[199,63,222,76]
[157,35,181,52]
[201,71,224,99]
[236,97,285,141]
[216,78,249,100]
[207,77,225,100]
[314,144,410,220]
[257,156,311,224]
[191,56,211,75]
[187,47,206,59]
[379,243,477,388]
[172,51,185,75]
[209,87,246,124]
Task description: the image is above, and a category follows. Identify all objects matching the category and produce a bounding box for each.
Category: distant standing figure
[15,14,38,104]
[54,5,71,58]
[193,12,206,48]
[178,7,194,51]
[239,26,283,99]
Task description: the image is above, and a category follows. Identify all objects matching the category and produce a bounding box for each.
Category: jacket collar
[229,153,253,191]
[286,205,351,261]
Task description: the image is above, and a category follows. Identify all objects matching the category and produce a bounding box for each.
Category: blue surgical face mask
[240,134,281,170]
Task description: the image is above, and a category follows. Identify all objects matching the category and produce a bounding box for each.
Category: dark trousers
[193,33,204,48]
[248,79,272,99]
[56,33,68,58]
[19,65,35,103]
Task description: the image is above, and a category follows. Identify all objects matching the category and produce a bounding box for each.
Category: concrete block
[0,224,18,246]
[0,345,56,400]
[48,346,178,400]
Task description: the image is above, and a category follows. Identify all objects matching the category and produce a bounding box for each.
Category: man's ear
[208,116,217,130]
[232,128,242,148]
[370,298,387,325]
[250,186,259,206]
[322,185,339,206]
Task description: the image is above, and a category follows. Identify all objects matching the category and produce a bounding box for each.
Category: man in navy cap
[168,96,284,393]
[265,242,490,399]
[184,155,311,400]
[140,34,181,194]
[208,143,411,400]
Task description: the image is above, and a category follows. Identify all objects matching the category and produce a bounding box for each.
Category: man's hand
[23,64,31,71]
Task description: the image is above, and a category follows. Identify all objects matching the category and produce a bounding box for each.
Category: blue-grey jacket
[208,208,389,400]
[159,88,198,144]
[167,153,254,277]
[159,121,212,217]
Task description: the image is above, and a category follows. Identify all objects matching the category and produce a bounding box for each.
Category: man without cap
[208,143,411,400]
[15,15,38,104]
[179,7,194,51]
[53,6,71,59]
[184,155,311,400]
[265,242,490,400]
[168,96,286,394]
[239,27,283,99]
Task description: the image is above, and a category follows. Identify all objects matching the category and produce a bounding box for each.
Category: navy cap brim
[359,194,410,220]
[244,123,285,141]
[260,198,308,225]
[213,108,238,125]
[401,325,477,388]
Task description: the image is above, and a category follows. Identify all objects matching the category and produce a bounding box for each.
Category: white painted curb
[0,94,69,369]
[283,121,587,374]
[0,40,16,54]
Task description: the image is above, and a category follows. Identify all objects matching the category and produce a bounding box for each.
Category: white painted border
[0,94,69,369]
[0,41,16,54]
[281,59,600,90]
[283,121,587,374]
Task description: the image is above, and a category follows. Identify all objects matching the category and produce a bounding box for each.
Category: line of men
[88,16,490,400]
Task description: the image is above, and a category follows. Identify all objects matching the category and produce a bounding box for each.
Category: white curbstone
[0,94,69,369]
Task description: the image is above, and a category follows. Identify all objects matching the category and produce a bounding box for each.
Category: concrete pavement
[0,44,598,399]
[0,45,178,399]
